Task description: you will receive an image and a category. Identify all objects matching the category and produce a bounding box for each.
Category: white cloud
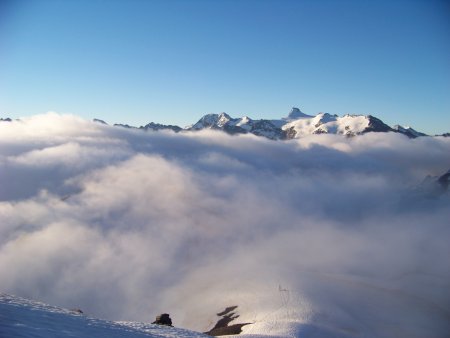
[0,113,449,336]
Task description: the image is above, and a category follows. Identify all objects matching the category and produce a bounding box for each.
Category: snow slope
[0,294,208,338]
[2,271,450,338]
[203,271,450,338]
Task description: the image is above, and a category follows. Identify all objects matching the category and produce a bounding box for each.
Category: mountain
[393,125,428,138]
[0,293,208,338]
[186,107,424,140]
[93,118,108,125]
[114,123,138,129]
[437,169,450,190]
[282,107,313,121]
[187,112,284,139]
[140,122,182,133]
[415,168,450,197]
[10,107,436,140]
[282,113,395,138]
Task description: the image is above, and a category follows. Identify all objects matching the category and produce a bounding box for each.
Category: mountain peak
[190,113,231,130]
[219,112,231,119]
[393,124,428,138]
[284,107,312,120]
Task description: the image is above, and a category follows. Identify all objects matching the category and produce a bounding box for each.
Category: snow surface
[184,270,450,338]
[2,271,450,338]
[283,113,370,137]
[0,294,208,338]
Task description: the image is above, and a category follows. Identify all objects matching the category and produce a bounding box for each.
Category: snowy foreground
[2,283,450,338]
[0,294,208,338]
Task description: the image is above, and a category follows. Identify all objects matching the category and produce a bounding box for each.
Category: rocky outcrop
[363,115,394,133]
[70,308,83,314]
[152,313,173,326]
[205,306,251,336]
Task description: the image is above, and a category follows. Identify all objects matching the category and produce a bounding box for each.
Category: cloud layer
[1,113,449,337]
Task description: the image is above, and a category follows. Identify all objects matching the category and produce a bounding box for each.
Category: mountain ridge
[105,107,440,140]
[2,108,447,139]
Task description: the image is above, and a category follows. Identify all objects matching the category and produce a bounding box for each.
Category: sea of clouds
[1,113,449,337]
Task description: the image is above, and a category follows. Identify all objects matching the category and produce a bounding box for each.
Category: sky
[0,0,449,134]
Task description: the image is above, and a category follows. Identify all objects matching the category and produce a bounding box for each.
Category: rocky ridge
[2,107,445,140]
[108,107,435,140]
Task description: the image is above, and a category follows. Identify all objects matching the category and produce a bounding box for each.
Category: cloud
[0,113,449,336]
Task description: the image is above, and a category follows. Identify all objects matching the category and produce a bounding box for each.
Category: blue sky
[1,0,449,134]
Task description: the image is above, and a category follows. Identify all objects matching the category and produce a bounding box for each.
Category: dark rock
[313,128,327,135]
[249,119,283,140]
[207,323,250,336]
[222,124,248,135]
[205,306,251,336]
[152,313,173,326]
[217,306,238,317]
[362,115,394,133]
[70,308,83,314]
[283,126,297,139]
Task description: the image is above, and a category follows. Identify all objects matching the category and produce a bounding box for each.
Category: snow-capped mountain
[188,112,285,139]
[186,107,406,139]
[282,112,395,138]
[4,107,438,139]
[392,125,428,138]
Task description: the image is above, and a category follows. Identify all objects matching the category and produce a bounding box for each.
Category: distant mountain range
[2,109,449,139]
[109,107,447,139]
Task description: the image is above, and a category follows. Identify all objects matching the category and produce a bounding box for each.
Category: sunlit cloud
[0,113,449,336]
